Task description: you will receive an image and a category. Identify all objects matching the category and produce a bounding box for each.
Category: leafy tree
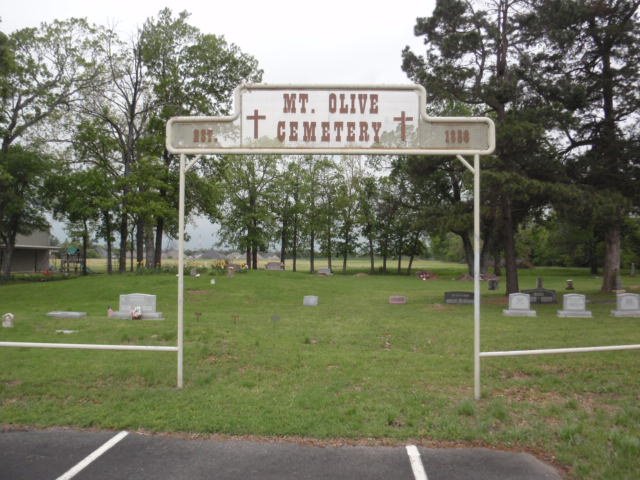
[140,8,262,268]
[357,175,380,273]
[217,155,278,269]
[521,0,640,291]
[0,20,103,276]
[335,156,365,273]
[1,18,104,153]
[403,0,559,293]
[0,146,52,277]
[49,166,108,275]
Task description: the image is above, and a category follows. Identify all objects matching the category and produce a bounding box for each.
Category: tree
[357,175,380,273]
[1,19,104,153]
[0,146,52,278]
[521,0,640,292]
[49,166,108,275]
[403,0,559,293]
[140,8,262,268]
[218,155,278,269]
[335,156,364,273]
[0,19,103,277]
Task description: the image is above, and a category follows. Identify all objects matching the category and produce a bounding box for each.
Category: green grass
[1,264,640,479]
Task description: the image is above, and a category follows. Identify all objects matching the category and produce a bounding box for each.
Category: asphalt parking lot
[0,428,562,479]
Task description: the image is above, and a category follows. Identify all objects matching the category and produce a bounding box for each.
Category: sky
[2,0,436,248]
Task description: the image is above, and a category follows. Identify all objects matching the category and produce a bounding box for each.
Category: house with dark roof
[0,230,53,273]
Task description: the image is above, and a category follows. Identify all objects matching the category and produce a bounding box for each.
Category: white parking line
[55,431,129,480]
[406,445,428,480]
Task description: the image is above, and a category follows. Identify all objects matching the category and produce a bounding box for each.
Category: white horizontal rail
[0,341,177,352]
[480,344,640,358]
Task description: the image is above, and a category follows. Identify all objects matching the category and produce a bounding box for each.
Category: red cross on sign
[393,111,414,141]
[246,109,266,139]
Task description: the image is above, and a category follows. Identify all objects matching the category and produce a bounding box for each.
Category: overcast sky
[2,0,436,248]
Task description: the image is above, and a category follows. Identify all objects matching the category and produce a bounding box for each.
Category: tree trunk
[458,231,474,275]
[103,210,113,274]
[292,217,298,272]
[136,217,144,269]
[327,228,332,271]
[81,221,89,276]
[129,229,134,272]
[368,233,375,273]
[0,221,18,279]
[601,224,621,292]
[252,243,258,270]
[280,217,287,266]
[154,217,164,269]
[118,216,127,273]
[310,230,315,273]
[145,225,154,268]
[502,195,519,294]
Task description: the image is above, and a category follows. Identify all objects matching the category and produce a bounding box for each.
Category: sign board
[166,84,495,155]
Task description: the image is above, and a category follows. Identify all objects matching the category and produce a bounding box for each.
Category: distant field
[80,256,466,274]
[1,264,639,479]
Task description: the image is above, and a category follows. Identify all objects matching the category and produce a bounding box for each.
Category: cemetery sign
[166,84,495,155]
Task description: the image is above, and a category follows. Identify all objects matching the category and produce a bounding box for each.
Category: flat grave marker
[46,311,87,319]
[444,291,474,305]
[303,295,318,306]
[388,295,407,304]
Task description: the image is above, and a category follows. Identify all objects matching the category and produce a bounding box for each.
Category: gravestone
[488,279,499,291]
[316,267,332,276]
[110,293,164,320]
[2,313,14,328]
[303,295,318,306]
[503,293,536,317]
[266,261,284,271]
[614,273,624,292]
[631,263,636,277]
[444,291,474,305]
[522,288,557,304]
[611,293,640,317]
[557,294,592,318]
[388,295,407,304]
[46,311,87,319]
[536,277,544,289]
[565,279,574,290]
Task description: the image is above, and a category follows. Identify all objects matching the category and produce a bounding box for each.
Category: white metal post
[473,154,481,400]
[177,154,185,388]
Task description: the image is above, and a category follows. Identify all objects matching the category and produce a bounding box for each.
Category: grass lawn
[1,263,639,479]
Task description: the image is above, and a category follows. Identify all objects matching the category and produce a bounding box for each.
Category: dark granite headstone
[444,291,474,304]
[522,288,557,304]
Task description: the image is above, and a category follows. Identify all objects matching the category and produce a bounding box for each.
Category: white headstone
[503,293,536,317]
[110,293,164,320]
[2,313,14,328]
[611,293,640,317]
[558,294,592,318]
